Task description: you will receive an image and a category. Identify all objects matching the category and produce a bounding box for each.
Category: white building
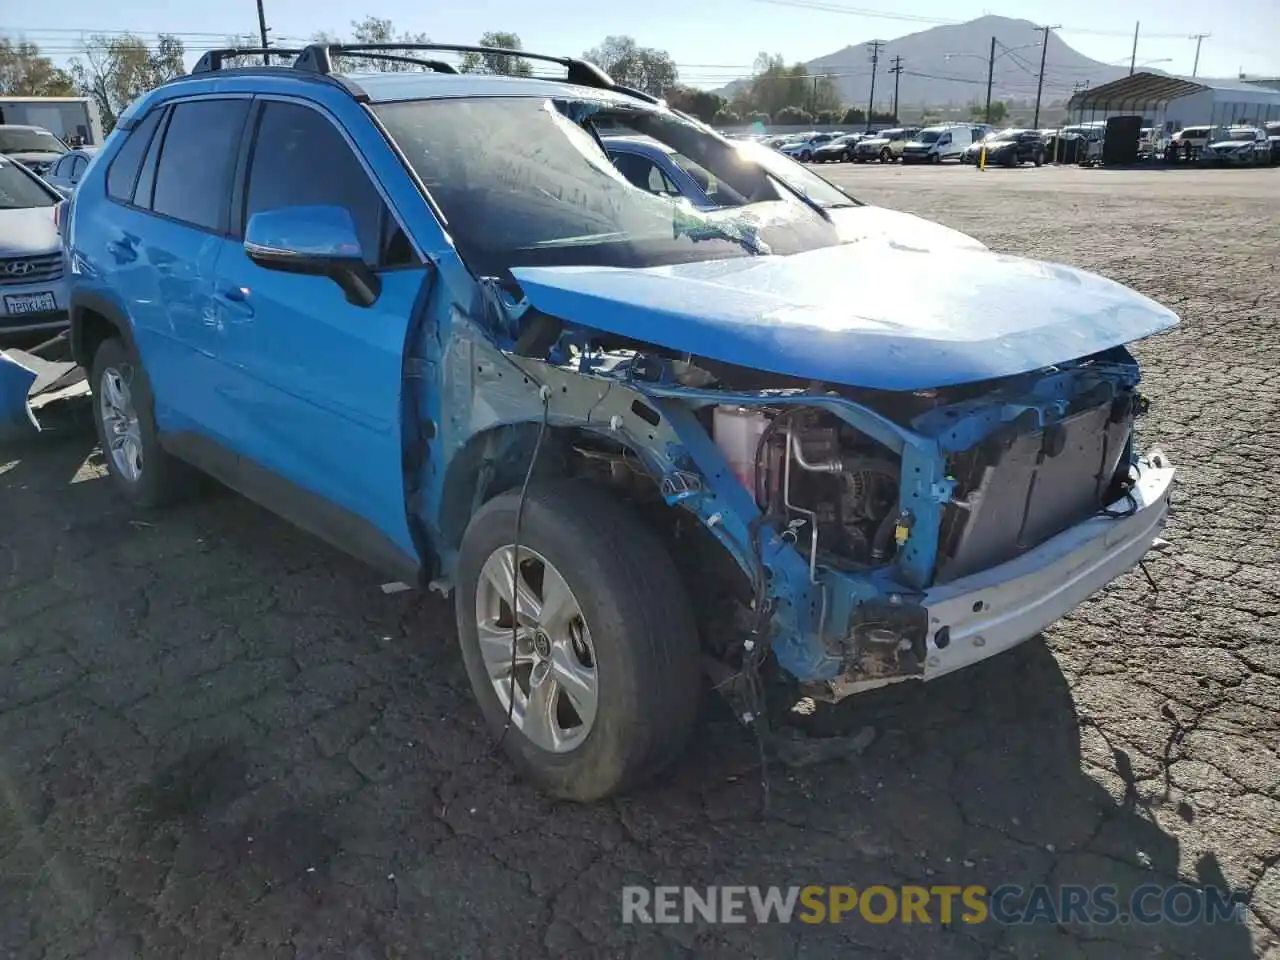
[1067,73,1280,135]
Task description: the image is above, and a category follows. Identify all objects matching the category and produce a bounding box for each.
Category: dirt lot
[2,163,1278,959]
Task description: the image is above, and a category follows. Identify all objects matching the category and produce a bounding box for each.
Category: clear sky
[6,0,1277,87]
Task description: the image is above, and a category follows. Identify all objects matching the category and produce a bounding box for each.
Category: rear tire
[90,337,200,508]
[455,481,702,801]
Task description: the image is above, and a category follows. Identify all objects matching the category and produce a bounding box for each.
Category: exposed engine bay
[712,406,904,572]
[516,321,1164,712]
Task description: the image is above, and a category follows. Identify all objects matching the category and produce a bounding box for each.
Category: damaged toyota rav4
[63,43,1177,801]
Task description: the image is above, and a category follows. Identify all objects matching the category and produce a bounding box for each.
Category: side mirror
[244,204,381,307]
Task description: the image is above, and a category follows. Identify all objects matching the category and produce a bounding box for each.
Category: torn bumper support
[814,454,1175,701]
[0,344,90,442]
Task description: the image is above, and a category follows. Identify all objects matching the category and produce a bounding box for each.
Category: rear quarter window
[106,108,164,201]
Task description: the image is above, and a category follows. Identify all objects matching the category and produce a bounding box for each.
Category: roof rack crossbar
[191,47,303,74]
[314,50,458,74]
[292,42,652,99]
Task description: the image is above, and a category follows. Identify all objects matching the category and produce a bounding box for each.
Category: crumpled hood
[0,206,60,257]
[510,207,1179,391]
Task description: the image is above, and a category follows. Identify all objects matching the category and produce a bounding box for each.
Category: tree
[816,109,840,125]
[665,85,723,123]
[841,106,866,126]
[745,111,770,127]
[0,39,77,96]
[581,36,677,97]
[711,108,740,127]
[68,33,185,133]
[969,99,1008,124]
[746,54,805,119]
[459,31,531,77]
[773,105,812,126]
[314,17,431,72]
[737,53,841,120]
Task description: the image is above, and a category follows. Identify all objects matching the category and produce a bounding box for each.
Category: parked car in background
[1201,127,1272,166]
[960,129,1046,166]
[0,124,69,177]
[901,124,973,163]
[1165,125,1220,162]
[780,132,838,162]
[1137,127,1167,159]
[602,135,741,209]
[0,155,68,338]
[42,146,100,196]
[852,127,919,162]
[1267,122,1280,164]
[811,133,865,163]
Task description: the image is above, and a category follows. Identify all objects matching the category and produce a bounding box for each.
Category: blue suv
[65,43,1178,800]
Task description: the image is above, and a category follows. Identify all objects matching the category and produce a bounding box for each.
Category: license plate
[3,292,57,315]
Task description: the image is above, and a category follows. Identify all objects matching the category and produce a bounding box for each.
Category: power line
[738,0,1204,40]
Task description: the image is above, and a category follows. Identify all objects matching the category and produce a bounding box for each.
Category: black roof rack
[191,47,303,73]
[292,42,660,103]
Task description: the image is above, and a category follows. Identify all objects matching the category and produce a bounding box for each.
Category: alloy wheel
[474,545,599,753]
[99,365,143,483]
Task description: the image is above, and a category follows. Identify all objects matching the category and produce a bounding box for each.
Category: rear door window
[151,98,250,232]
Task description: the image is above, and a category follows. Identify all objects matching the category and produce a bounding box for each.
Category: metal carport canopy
[1067,72,1209,112]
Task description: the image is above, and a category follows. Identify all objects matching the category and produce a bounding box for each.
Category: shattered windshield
[375,96,847,276]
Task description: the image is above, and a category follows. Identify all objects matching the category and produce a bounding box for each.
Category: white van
[900,124,974,164]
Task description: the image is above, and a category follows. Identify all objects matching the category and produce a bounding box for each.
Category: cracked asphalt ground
[2,163,1278,959]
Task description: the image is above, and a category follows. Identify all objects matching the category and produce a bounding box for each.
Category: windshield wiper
[766,174,833,223]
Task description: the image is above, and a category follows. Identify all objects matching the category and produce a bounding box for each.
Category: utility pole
[865,40,884,133]
[1032,24,1059,130]
[984,36,996,124]
[889,55,903,122]
[1129,21,1140,75]
[1189,33,1210,78]
[256,0,270,64]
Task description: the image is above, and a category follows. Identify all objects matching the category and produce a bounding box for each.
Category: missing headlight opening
[713,405,903,577]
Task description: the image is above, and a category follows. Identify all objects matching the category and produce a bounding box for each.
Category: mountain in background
[717,15,1139,110]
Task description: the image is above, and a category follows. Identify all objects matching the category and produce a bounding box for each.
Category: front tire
[455,482,702,801]
[90,337,199,508]
[879,147,892,162]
